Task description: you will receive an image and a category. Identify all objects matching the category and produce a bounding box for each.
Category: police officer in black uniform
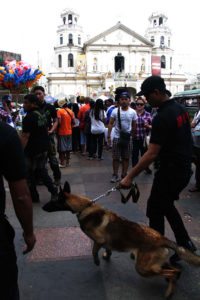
[120,76,196,264]
[0,121,36,299]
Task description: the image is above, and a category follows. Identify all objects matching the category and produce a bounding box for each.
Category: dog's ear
[63,181,71,193]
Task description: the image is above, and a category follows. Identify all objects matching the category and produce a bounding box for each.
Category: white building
[47,9,186,99]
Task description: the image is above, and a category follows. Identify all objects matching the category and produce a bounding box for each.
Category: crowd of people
[1,75,200,298]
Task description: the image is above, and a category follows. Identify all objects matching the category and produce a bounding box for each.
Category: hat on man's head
[136,76,166,96]
[119,91,130,99]
[57,99,67,107]
[2,95,12,102]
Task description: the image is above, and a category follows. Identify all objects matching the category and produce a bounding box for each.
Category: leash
[91,182,140,204]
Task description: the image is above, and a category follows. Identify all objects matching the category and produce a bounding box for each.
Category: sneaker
[87,157,94,160]
[110,174,120,183]
[98,157,104,161]
[59,164,66,168]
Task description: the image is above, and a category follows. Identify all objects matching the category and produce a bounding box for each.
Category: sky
[1,0,199,76]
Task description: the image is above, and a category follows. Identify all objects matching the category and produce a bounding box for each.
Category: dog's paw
[94,257,100,266]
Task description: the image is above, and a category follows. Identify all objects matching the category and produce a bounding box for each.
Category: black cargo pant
[147,163,192,245]
[48,134,61,181]
[26,152,57,202]
[0,216,19,300]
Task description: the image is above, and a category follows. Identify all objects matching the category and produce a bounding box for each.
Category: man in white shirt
[108,92,137,182]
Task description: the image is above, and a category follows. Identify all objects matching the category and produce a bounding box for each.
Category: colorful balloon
[0,60,44,91]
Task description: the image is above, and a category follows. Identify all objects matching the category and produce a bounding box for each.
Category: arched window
[170,57,172,69]
[150,36,155,43]
[68,34,73,45]
[159,17,163,25]
[153,19,157,27]
[78,35,81,45]
[160,36,165,47]
[58,54,62,68]
[161,55,166,69]
[68,53,74,67]
[60,34,63,45]
[68,14,72,24]
[168,38,171,47]
[63,17,66,25]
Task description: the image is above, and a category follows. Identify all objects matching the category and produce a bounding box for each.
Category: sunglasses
[136,103,144,106]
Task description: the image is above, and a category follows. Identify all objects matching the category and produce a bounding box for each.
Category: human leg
[48,134,61,181]
[97,133,104,159]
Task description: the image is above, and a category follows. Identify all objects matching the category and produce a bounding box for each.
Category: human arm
[107,117,115,144]
[131,120,137,137]
[2,128,35,253]
[120,143,161,188]
[9,179,36,253]
[20,132,30,148]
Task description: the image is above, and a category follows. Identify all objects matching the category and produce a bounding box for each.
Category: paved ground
[5,150,200,300]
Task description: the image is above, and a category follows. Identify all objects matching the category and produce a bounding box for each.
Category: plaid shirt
[135,110,152,140]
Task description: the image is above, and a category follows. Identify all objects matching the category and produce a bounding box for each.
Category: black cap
[119,91,130,98]
[136,76,167,96]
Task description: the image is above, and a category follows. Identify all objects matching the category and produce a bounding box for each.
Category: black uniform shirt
[0,122,26,214]
[150,100,192,167]
[22,109,49,157]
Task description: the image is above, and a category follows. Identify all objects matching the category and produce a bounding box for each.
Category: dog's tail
[164,239,200,266]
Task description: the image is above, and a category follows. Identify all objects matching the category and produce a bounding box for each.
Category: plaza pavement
[5,150,200,300]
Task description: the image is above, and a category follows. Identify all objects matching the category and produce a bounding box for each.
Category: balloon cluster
[0,60,44,90]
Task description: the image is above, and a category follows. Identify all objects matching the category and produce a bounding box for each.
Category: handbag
[118,108,131,146]
[192,118,200,137]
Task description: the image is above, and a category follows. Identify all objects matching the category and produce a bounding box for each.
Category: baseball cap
[136,76,167,96]
[57,99,67,107]
[2,95,12,102]
[119,91,130,98]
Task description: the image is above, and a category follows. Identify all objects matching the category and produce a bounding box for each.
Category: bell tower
[53,8,84,72]
[145,12,174,72]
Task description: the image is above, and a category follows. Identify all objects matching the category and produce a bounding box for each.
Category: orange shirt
[78,103,90,129]
[57,108,74,136]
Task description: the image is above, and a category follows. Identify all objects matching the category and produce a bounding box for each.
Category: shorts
[112,138,131,160]
[57,135,72,152]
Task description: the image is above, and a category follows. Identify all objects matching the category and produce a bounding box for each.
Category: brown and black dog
[43,181,200,299]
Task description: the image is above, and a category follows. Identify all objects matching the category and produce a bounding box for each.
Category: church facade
[47,9,186,99]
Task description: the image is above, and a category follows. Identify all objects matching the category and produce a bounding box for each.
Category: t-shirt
[39,101,57,129]
[57,108,74,135]
[90,110,106,134]
[111,107,138,138]
[78,103,90,130]
[192,110,200,148]
[0,122,26,214]
[150,100,192,167]
[22,110,49,157]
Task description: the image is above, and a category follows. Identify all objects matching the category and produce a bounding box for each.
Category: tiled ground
[5,149,200,300]
[28,227,92,262]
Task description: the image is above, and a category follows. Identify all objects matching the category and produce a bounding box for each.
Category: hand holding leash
[116,182,140,204]
[92,182,140,204]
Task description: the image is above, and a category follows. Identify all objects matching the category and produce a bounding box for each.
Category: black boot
[170,240,197,266]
